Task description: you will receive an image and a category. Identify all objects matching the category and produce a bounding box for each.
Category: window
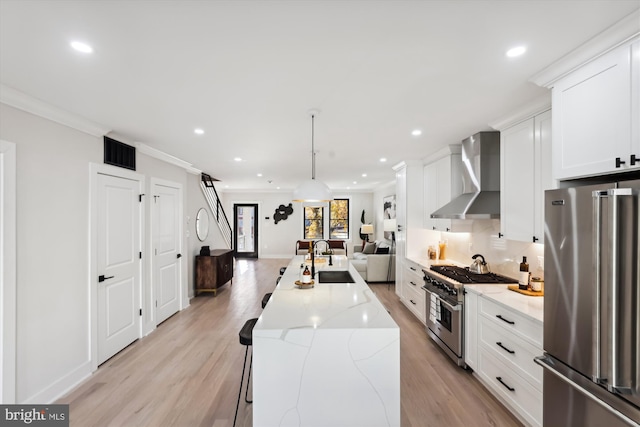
[329,199,349,239]
[304,206,323,239]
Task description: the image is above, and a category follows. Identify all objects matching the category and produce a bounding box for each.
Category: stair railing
[200,173,233,249]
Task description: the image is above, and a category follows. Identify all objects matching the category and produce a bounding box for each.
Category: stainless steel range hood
[431,131,500,220]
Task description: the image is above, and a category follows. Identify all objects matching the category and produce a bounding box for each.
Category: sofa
[351,240,395,282]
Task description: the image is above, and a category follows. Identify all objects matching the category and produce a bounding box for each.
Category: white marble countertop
[465,284,544,324]
[255,255,398,331]
[406,255,464,269]
[252,255,401,426]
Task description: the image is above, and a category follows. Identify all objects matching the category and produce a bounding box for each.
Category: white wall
[220,191,373,258]
[412,220,545,281]
[0,103,216,403]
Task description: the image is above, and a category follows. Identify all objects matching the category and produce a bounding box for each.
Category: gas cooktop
[429,265,516,285]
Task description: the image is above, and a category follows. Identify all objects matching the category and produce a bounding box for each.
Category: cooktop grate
[430,265,516,284]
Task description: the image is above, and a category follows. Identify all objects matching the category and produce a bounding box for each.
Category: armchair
[296,240,347,256]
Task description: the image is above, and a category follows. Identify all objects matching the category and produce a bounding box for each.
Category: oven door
[424,287,463,359]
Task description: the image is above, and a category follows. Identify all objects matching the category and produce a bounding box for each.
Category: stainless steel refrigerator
[536,180,640,426]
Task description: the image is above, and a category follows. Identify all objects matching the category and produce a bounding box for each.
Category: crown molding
[489,93,551,131]
[530,9,640,88]
[422,143,462,165]
[135,142,201,174]
[0,84,110,137]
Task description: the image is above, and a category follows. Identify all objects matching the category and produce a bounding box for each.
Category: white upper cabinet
[500,110,553,243]
[423,145,463,232]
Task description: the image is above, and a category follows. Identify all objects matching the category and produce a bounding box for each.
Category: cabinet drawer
[402,282,425,323]
[478,349,542,427]
[403,260,423,283]
[479,297,542,347]
[479,316,543,391]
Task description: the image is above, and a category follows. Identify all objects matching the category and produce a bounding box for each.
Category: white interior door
[97,173,141,365]
[152,181,182,325]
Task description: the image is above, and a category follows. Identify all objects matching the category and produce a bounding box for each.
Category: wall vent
[104,136,136,170]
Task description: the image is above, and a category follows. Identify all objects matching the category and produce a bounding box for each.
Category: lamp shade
[292,178,333,203]
[361,224,374,234]
[384,218,397,232]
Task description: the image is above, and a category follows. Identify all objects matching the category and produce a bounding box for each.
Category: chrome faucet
[310,239,333,278]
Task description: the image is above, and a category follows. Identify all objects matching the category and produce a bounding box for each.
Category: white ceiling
[1,0,639,192]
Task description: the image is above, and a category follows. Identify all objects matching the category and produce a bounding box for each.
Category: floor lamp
[384,219,397,286]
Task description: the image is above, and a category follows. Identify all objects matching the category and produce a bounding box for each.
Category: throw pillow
[375,247,390,254]
[362,241,376,254]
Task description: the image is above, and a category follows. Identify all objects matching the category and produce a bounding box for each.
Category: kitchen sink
[317,270,355,283]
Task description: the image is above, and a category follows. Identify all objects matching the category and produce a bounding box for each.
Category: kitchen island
[253,255,400,427]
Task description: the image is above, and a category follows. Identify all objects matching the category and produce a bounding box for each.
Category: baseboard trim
[22,361,92,404]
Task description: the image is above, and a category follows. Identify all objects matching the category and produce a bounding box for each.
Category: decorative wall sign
[274,203,294,224]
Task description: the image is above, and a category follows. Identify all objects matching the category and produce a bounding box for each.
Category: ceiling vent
[104,136,136,170]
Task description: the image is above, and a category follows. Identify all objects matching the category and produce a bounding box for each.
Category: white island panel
[253,256,400,427]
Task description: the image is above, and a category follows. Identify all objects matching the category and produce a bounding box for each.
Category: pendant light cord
[311,114,316,180]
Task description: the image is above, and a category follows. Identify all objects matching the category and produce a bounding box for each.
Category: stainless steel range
[422,264,517,367]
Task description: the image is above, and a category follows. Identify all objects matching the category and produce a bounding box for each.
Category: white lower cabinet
[465,289,543,427]
[400,259,426,324]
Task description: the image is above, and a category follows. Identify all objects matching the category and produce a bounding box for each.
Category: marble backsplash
[409,219,545,282]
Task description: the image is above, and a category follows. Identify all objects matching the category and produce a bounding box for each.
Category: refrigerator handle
[606,188,635,395]
[535,355,640,426]
[592,190,605,384]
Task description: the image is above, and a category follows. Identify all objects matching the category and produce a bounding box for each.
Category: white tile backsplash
[410,220,545,281]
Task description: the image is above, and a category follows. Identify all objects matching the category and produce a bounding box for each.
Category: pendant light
[292,111,333,203]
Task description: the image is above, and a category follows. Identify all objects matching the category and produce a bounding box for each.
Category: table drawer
[479,296,542,347]
[478,349,542,427]
[479,316,543,391]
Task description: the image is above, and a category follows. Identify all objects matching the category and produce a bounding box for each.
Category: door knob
[177,253,182,258]
[98,275,114,283]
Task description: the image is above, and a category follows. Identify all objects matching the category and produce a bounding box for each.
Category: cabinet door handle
[631,154,638,166]
[409,299,416,305]
[532,236,539,243]
[496,314,515,325]
[616,157,626,168]
[410,281,417,286]
[496,376,515,392]
[496,341,515,354]
[498,232,504,238]
[410,267,417,271]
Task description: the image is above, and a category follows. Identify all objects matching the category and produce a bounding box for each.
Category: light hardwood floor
[58,258,522,427]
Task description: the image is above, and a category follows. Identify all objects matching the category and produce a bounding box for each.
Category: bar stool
[261,293,272,309]
[233,318,258,427]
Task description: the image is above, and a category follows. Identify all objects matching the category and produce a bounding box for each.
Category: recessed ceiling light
[234,157,242,162]
[411,129,422,136]
[362,173,367,177]
[276,186,281,190]
[380,158,387,162]
[70,41,93,53]
[353,181,357,184]
[194,128,204,135]
[506,46,527,58]
[257,173,263,177]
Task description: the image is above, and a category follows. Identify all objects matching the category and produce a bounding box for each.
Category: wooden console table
[195,249,234,296]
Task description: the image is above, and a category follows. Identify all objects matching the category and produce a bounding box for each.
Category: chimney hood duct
[430,131,501,220]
